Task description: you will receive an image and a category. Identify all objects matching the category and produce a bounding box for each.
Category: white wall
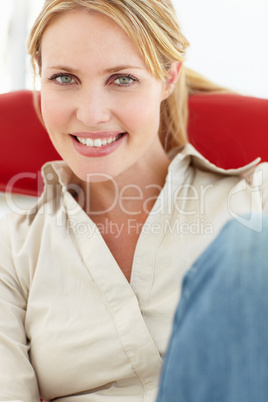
[0,0,44,93]
[173,0,268,98]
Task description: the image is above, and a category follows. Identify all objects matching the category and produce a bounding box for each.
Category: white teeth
[76,134,122,147]
[86,138,94,146]
[93,139,102,147]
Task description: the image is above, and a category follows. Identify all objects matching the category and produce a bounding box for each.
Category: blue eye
[57,75,74,84]
[49,73,75,85]
[113,74,138,87]
[115,76,132,85]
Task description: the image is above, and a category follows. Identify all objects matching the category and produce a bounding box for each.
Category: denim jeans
[156,215,268,402]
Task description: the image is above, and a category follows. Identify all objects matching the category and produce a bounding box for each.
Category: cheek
[118,91,162,133]
[41,91,71,133]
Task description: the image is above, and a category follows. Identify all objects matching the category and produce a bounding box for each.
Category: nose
[75,87,111,127]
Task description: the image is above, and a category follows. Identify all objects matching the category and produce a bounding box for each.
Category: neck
[80,149,170,220]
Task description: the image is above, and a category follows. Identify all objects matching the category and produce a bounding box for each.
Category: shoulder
[168,144,267,219]
[0,190,57,299]
[0,212,30,301]
[0,211,29,249]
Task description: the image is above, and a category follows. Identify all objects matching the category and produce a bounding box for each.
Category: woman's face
[40,10,172,182]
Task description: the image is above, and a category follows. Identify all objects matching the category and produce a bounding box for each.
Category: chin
[68,161,122,184]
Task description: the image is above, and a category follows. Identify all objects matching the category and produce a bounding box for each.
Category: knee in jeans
[217,214,268,284]
[223,214,268,248]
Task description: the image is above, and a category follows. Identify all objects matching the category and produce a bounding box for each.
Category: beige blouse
[0,144,267,402]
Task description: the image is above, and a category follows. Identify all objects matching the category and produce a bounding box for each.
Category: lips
[70,132,127,157]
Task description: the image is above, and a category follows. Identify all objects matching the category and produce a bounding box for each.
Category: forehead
[41,10,145,70]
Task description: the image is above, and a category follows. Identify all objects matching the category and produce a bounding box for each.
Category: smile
[76,133,125,147]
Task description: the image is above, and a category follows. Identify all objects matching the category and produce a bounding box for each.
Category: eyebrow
[48,65,80,74]
[103,65,144,74]
[48,65,144,74]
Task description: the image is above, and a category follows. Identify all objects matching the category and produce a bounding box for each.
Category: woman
[0,0,267,401]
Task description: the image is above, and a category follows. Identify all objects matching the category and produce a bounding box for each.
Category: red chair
[0,90,267,196]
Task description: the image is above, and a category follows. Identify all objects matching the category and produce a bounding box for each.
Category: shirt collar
[27,160,80,223]
[168,143,260,176]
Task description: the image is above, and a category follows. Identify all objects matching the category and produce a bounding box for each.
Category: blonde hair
[27,0,228,151]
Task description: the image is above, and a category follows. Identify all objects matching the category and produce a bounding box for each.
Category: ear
[162,62,182,100]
